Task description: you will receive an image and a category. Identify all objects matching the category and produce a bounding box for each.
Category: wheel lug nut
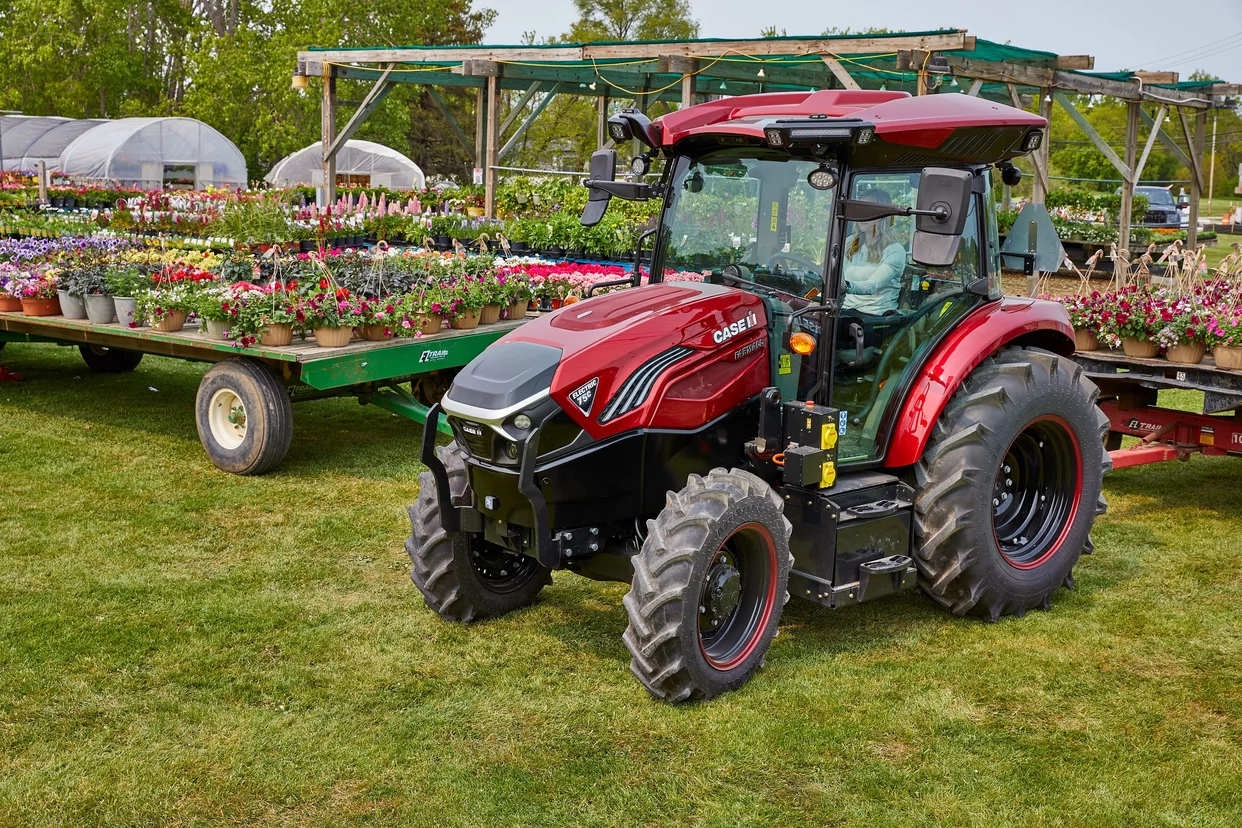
[1006,478,1013,486]
[1004,465,1011,473]
[993,498,1000,506]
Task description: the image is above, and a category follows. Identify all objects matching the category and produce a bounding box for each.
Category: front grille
[453,419,493,460]
[598,347,694,423]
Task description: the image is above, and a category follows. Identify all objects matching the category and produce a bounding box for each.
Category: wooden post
[1118,101,1140,257]
[596,94,608,148]
[321,65,337,206]
[680,74,693,108]
[474,87,486,174]
[1031,88,1053,204]
[1187,108,1207,248]
[484,74,500,219]
[37,160,48,204]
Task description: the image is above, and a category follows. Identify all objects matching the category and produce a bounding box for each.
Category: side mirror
[911,167,973,267]
[580,149,617,227]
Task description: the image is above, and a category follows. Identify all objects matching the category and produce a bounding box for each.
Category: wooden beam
[299,47,581,64]
[499,84,561,160]
[1007,84,1050,198]
[582,31,973,59]
[680,74,693,108]
[1054,55,1094,70]
[966,78,983,97]
[426,86,473,157]
[1118,102,1140,254]
[321,65,336,205]
[484,74,499,218]
[821,57,860,90]
[1035,88,1053,200]
[473,87,485,172]
[1132,104,1166,184]
[499,81,543,135]
[1178,107,1206,192]
[1138,107,1193,168]
[1134,71,1179,85]
[1051,70,1209,107]
[1188,109,1206,247]
[596,94,607,149]
[1054,91,1132,181]
[329,64,395,158]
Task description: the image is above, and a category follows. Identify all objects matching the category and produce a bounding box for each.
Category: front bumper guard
[421,402,557,568]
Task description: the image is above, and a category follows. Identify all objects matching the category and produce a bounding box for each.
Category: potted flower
[302,280,357,347]
[451,278,485,329]
[134,283,196,332]
[1059,292,1101,351]
[1101,286,1160,358]
[196,286,233,340]
[357,296,399,341]
[1207,310,1242,370]
[11,268,61,316]
[503,272,533,320]
[54,258,91,320]
[104,265,150,327]
[0,264,23,312]
[1153,299,1208,365]
[477,272,509,324]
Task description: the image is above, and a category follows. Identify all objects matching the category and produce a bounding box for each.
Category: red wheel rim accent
[698,521,778,671]
[991,415,1083,570]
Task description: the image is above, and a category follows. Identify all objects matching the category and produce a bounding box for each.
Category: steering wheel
[765,252,823,278]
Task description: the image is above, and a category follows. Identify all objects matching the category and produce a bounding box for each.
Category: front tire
[914,346,1109,620]
[407,442,551,622]
[623,468,792,702]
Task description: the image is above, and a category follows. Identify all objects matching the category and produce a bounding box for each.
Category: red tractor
[407,90,1109,701]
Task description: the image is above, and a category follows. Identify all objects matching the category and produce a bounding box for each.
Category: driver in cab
[841,189,908,316]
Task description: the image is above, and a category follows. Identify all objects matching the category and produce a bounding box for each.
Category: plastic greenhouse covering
[0,116,107,172]
[265,139,425,189]
[57,117,247,189]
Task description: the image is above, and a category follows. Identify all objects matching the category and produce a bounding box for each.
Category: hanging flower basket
[1073,329,1099,352]
[313,326,353,348]
[419,313,442,336]
[152,309,188,332]
[1214,345,1242,371]
[360,324,390,341]
[455,308,481,329]
[1122,337,1160,359]
[260,323,294,346]
[479,304,502,324]
[507,299,529,320]
[1166,341,1206,365]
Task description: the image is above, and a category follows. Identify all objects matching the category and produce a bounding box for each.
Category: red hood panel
[498,281,768,439]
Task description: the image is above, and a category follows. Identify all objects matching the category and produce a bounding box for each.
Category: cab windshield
[657,149,834,300]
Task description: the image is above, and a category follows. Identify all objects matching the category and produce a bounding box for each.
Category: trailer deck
[0,309,533,473]
[1073,348,1242,469]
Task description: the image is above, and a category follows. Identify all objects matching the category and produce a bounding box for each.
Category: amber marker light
[789,332,816,355]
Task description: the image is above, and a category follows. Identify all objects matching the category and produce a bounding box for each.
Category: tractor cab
[409,91,1109,704]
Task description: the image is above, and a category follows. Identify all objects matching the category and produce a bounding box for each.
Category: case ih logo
[419,348,449,363]
[569,377,599,415]
[713,311,759,344]
[460,422,484,437]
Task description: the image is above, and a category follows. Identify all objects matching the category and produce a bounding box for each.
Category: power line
[1145,30,1242,66]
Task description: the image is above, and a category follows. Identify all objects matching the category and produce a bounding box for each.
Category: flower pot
[1073,328,1099,352]
[506,299,529,320]
[21,297,61,316]
[113,297,139,327]
[466,206,484,217]
[0,295,22,313]
[479,304,502,324]
[152,309,188,332]
[205,319,231,340]
[313,325,353,348]
[1214,345,1242,371]
[361,324,390,341]
[1122,336,1160,359]
[260,323,293,346]
[433,234,452,250]
[84,293,116,324]
[455,309,481,330]
[1166,341,1206,365]
[299,239,315,252]
[419,313,443,336]
[58,290,88,319]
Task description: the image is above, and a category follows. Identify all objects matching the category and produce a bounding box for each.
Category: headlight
[514,413,532,430]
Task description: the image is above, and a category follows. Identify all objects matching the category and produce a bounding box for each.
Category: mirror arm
[583,179,658,201]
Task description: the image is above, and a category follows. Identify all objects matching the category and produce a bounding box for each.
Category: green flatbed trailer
[0,310,531,474]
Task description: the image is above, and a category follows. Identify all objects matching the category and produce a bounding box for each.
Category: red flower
[318,278,329,290]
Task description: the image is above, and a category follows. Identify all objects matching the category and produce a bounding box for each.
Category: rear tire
[79,344,143,373]
[914,346,1109,620]
[195,358,292,475]
[623,468,792,702]
[407,442,551,622]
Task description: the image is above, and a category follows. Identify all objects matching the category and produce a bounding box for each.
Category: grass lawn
[1,343,1240,826]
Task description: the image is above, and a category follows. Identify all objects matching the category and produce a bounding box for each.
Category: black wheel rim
[698,522,777,671]
[469,540,541,594]
[992,416,1083,569]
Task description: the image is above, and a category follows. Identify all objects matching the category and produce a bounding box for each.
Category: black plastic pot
[299,239,315,252]
[433,234,451,249]
[510,241,529,254]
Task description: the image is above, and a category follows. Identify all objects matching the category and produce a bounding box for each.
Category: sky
[481,0,1242,82]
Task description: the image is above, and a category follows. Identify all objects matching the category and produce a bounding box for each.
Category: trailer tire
[79,344,143,373]
[914,346,1109,621]
[623,468,792,702]
[407,442,551,622]
[195,358,292,475]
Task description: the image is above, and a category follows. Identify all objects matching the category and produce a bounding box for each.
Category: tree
[566,0,699,42]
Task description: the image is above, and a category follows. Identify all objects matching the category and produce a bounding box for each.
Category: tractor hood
[443,281,770,442]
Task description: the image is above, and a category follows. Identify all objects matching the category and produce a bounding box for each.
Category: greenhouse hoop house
[265,139,425,189]
[55,117,247,190]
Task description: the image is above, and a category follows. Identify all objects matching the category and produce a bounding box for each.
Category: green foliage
[566,0,699,41]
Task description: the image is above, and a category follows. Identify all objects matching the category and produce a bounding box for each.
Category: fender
[883,297,1075,469]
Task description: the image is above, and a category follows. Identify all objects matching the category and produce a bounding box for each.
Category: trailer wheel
[407,442,551,622]
[195,358,292,475]
[623,468,792,702]
[914,347,1109,620]
[79,344,143,373]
